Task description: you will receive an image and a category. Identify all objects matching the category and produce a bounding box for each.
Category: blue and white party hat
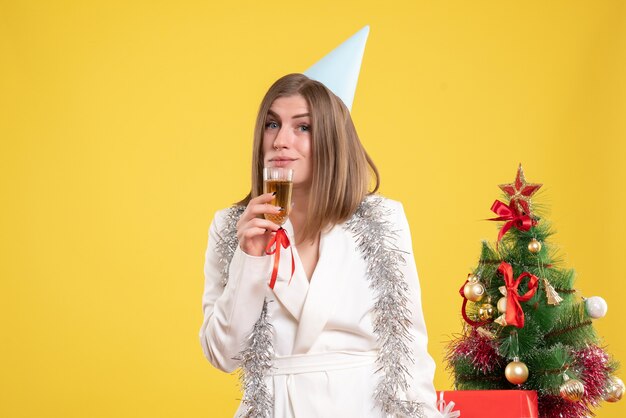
[304,25,369,111]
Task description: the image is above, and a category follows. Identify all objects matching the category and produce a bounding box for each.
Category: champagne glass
[263,167,293,225]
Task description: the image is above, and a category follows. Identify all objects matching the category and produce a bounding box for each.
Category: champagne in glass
[263,167,293,225]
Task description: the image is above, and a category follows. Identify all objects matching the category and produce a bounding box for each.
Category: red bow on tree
[497,261,539,328]
[489,200,535,244]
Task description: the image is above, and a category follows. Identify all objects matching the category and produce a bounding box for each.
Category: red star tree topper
[499,164,542,216]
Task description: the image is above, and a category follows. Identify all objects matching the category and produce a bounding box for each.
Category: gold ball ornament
[560,375,585,402]
[505,358,529,385]
[605,376,625,402]
[497,297,508,313]
[464,275,485,302]
[528,238,542,254]
[467,273,479,282]
[478,303,495,321]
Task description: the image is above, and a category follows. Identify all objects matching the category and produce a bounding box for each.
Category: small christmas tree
[446,165,623,417]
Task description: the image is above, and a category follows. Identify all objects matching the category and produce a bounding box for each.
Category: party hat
[304,25,369,111]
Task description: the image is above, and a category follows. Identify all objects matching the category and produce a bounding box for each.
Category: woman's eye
[299,124,310,132]
[265,121,279,129]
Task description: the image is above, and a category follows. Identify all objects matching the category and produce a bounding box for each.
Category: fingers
[249,192,276,204]
[239,193,283,223]
[238,226,271,242]
[237,217,280,240]
[246,217,280,232]
[246,203,283,217]
[236,194,284,255]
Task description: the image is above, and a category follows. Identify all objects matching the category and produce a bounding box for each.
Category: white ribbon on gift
[437,391,461,418]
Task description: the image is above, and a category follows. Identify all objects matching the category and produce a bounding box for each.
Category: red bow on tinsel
[265,227,295,289]
[497,261,539,328]
[489,200,535,243]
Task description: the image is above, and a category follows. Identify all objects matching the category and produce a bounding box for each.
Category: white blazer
[200,197,442,417]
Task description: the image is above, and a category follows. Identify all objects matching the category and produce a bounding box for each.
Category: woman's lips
[270,159,296,167]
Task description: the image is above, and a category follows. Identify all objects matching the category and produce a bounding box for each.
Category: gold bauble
[478,303,495,321]
[605,376,625,402]
[528,238,542,254]
[505,359,529,385]
[497,297,508,313]
[560,375,585,402]
[464,281,485,302]
[467,273,479,283]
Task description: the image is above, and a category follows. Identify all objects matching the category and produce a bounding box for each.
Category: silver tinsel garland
[215,206,245,287]
[217,205,274,417]
[236,299,274,418]
[346,196,425,418]
[216,196,424,417]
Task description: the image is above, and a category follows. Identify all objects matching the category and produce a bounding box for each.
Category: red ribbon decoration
[497,261,539,328]
[489,200,534,243]
[265,227,295,289]
[458,275,491,328]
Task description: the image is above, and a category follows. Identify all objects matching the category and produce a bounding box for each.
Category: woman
[200,73,443,417]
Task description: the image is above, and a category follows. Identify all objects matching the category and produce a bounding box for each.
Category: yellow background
[2,1,625,417]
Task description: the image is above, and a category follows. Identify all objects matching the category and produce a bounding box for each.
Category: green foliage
[497,317,543,359]
[452,357,509,390]
[524,343,574,395]
[547,268,576,291]
[544,302,598,347]
[608,358,621,375]
[476,241,500,289]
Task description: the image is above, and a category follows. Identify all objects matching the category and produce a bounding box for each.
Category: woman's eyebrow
[292,113,310,119]
[266,109,280,119]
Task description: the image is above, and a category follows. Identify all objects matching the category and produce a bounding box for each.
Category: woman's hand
[236,193,282,256]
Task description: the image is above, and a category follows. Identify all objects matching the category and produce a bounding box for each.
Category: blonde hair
[239,73,380,243]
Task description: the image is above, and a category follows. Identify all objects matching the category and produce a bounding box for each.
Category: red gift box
[438,390,538,418]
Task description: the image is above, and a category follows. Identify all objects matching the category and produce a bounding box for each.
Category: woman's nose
[273,126,292,149]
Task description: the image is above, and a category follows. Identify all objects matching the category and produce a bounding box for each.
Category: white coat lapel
[270,220,309,321]
[292,224,355,354]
